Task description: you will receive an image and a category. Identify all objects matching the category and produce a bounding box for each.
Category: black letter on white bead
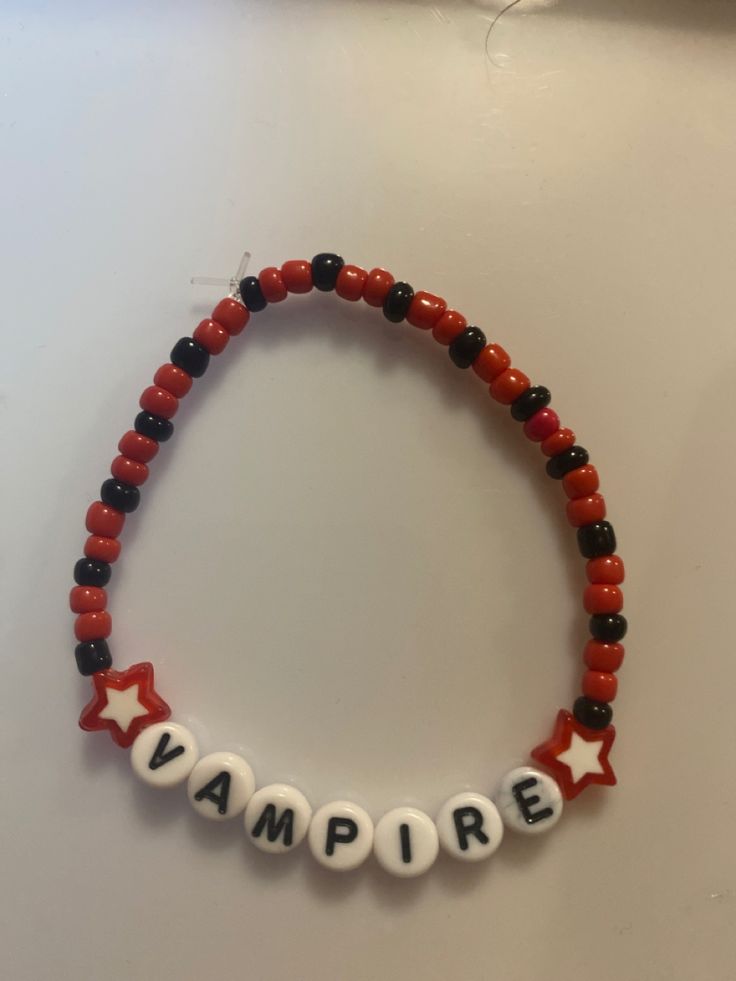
[325,817,358,856]
[512,777,553,825]
[193,771,231,815]
[148,732,186,771]
[399,824,412,864]
[251,804,295,847]
[453,806,490,851]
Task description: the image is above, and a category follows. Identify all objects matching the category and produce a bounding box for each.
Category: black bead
[449,326,487,369]
[589,613,628,642]
[577,520,617,558]
[573,696,613,730]
[101,478,140,513]
[382,281,414,323]
[311,253,345,292]
[510,385,551,422]
[135,411,174,442]
[171,336,209,378]
[75,639,112,676]
[239,276,268,312]
[74,557,111,587]
[545,445,589,479]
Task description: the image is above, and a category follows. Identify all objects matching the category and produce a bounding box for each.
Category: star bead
[79,662,171,748]
[531,709,616,801]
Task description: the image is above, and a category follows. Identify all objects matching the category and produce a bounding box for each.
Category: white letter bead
[131,722,199,788]
[187,752,255,821]
[245,783,312,854]
[373,807,439,877]
[308,801,374,871]
[494,766,563,835]
[436,792,504,862]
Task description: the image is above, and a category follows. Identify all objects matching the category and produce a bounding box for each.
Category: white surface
[373,806,440,877]
[1,0,736,977]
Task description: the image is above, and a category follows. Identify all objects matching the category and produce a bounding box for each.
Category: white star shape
[556,731,605,784]
[98,684,149,733]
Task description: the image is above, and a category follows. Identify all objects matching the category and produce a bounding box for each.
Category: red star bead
[79,662,171,748]
[531,709,616,801]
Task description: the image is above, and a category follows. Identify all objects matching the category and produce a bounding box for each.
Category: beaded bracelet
[71,252,625,877]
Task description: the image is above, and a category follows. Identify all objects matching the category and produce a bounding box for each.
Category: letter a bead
[187,752,255,821]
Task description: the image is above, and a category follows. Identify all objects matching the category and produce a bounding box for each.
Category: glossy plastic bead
[373,807,439,878]
[239,276,268,312]
[583,670,618,702]
[311,253,344,292]
[308,800,374,871]
[69,586,107,614]
[134,411,174,442]
[362,267,395,307]
[170,337,210,378]
[573,696,613,730]
[471,342,510,382]
[100,478,140,514]
[153,363,193,398]
[584,640,625,672]
[84,535,121,564]
[193,318,229,355]
[118,430,159,464]
[139,385,178,420]
[244,783,312,854]
[563,463,599,498]
[280,260,313,294]
[406,291,446,330]
[435,792,504,862]
[74,557,111,587]
[187,752,255,821]
[589,613,627,642]
[75,610,112,642]
[584,584,623,614]
[75,638,112,675]
[586,555,625,584]
[432,309,467,345]
[541,427,576,457]
[577,520,617,558]
[111,455,148,487]
[523,407,560,442]
[335,264,368,301]
[86,501,125,538]
[510,386,551,422]
[449,326,487,368]
[258,267,288,303]
[383,281,414,323]
[566,493,606,527]
[211,296,250,335]
[131,721,199,788]
[494,766,563,835]
[545,445,589,479]
[490,367,531,404]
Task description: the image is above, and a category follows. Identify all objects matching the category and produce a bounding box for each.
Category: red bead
[582,670,618,702]
[111,455,148,486]
[118,430,159,464]
[563,464,599,498]
[84,535,121,564]
[583,584,624,614]
[281,260,313,294]
[586,555,625,584]
[212,297,250,335]
[362,268,395,307]
[472,343,511,382]
[566,493,606,527]
[75,610,112,642]
[193,319,229,355]
[258,266,288,303]
[406,291,447,330]
[541,427,576,457]
[489,367,530,404]
[139,385,178,419]
[69,586,107,614]
[523,408,560,442]
[153,363,192,398]
[432,309,467,345]
[335,264,368,301]
[584,640,625,672]
[86,501,125,538]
